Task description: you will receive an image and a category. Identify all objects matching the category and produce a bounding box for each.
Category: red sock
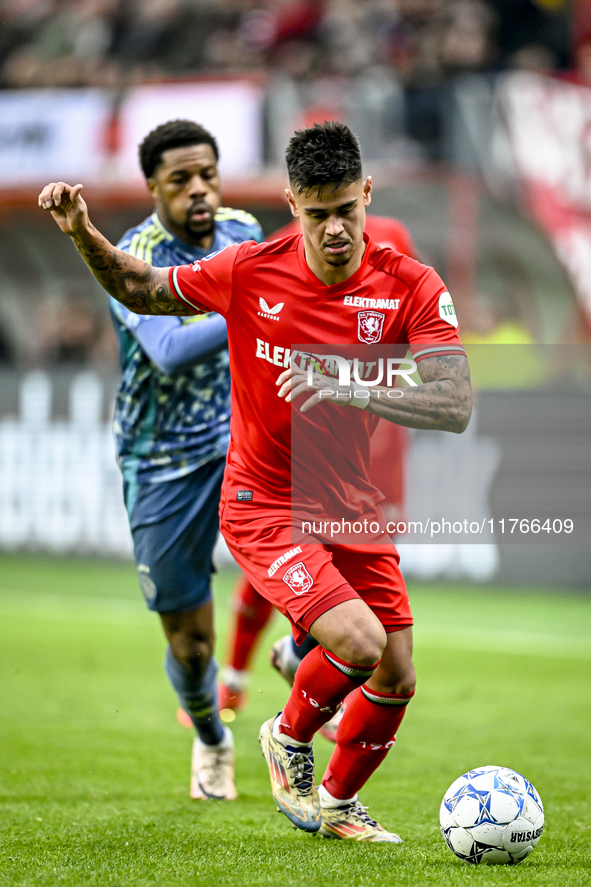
[227,577,274,671]
[322,685,415,799]
[279,646,380,743]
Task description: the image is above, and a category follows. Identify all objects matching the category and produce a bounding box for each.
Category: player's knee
[311,599,387,666]
[376,665,416,696]
[169,630,214,674]
[333,621,387,667]
[394,674,416,697]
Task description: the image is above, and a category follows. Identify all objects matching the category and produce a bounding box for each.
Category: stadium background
[1,2,590,885]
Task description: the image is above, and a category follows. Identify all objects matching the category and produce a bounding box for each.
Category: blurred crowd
[0,0,575,91]
[0,0,585,370]
[0,0,581,167]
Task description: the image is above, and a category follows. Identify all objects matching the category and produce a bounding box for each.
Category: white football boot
[190,727,237,800]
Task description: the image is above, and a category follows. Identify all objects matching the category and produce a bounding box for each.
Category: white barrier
[0,81,264,186]
[0,89,112,185]
[0,370,131,555]
[0,369,239,565]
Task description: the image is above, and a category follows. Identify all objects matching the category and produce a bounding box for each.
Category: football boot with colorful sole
[259,716,321,832]
[319,799,403,842]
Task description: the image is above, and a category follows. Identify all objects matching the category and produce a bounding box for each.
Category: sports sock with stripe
[277,646,379,744]
[165,647,225,746]
[322,684,415,799]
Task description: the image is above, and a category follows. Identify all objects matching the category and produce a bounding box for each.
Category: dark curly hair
[138,119,219,179]
[285,121,362,195]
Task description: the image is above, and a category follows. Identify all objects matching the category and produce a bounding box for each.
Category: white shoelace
[285,746,315,796]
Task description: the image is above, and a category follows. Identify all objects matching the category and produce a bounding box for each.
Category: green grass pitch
[1,552,590,886]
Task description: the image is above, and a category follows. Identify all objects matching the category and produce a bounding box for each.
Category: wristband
[349,390,370,409]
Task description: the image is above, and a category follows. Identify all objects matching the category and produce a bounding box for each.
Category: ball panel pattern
[440,766,544,866]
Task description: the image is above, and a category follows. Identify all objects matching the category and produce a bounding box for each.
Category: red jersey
[271,214,417,259]
[270,216,417,516]
[169,234,464,519]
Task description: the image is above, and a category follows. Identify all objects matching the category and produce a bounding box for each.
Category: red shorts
[220,509,413,644]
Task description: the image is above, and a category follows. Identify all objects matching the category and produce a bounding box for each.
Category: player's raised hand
[38,182,88,236]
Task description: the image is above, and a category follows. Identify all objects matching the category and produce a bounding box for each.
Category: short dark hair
[138,119,219,179]
[285,121,362,194]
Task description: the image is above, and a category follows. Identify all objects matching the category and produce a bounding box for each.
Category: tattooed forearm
[39,181,184,313]
[364,354,472,433]
[71,224,185,315]
[279,354,472,432]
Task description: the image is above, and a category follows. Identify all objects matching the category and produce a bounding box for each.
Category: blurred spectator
[571,39,591,85]
[506,42,557,73]
[0,0,573,88]
[487,0,570,70]
[112,0,200,80]
[384,0,499,159]
[2,0,125,88]
[0,323,15,365]
[439,0,498,74]
[0,0,575,165]
[0,0,51,87]
[38,297,105,366]
[462,294,546,390]
[562,0,591,86]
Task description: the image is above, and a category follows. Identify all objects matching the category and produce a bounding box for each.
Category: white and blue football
[440,766,544,865]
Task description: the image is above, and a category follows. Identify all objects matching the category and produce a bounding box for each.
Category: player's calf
[322,684,415,801]
[277,646,379,743]
[219,665,249,711]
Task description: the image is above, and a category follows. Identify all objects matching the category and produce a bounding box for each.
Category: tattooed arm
[364,353,472,433]
[277,353,472,433]
[38,182,185,315]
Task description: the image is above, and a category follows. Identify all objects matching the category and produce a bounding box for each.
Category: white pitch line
[416,624,591,660]
[1,592,590,659]
[0,591,147,626]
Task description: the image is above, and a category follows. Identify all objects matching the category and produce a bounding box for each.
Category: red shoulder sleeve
[403,264,466,362]
[168,241,243,317]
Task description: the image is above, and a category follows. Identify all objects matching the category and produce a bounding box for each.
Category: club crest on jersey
[358,310,385,344]
[258,297,284,321]
[282,562,313,595]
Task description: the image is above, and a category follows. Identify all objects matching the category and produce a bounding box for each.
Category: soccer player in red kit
[219,212,417,724]
[39,121,472,842]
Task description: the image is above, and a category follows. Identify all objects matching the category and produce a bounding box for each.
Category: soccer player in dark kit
[39,121,472,842]
[108,119,263,801]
